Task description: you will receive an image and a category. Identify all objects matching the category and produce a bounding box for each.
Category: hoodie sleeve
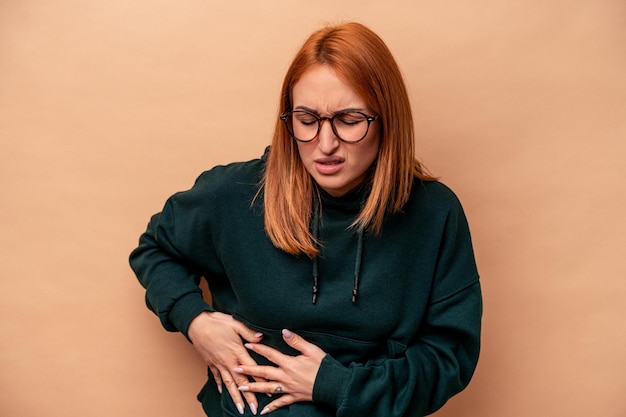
[129,178,216,339]
[312,197,482,417]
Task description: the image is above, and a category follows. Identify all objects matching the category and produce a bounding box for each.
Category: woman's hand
[188,311,265,415]
[233,329,326,415]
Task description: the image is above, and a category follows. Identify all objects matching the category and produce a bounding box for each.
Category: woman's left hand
[233,329,326,415]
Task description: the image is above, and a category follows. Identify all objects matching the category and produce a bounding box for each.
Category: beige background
[1,1,625,416]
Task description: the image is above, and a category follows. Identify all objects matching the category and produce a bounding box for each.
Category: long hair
[261,22,434,257]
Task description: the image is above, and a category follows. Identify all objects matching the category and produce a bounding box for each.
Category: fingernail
[238,385,249,391]
[236,403,244,415]
[250,403,258,415]
[260,406,271,415]
[254,332,263,338]
[244,343,254,349]
[282,329,293,339]
[233,367,243,373]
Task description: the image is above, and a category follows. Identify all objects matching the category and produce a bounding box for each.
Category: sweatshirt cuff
[312,355,351,409]
[169,292,214,339]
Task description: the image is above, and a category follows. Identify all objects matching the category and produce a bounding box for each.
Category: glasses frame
[280,109,379,143]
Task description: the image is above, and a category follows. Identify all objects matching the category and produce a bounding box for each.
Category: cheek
[295,142,315,166]
[358,136,380,168]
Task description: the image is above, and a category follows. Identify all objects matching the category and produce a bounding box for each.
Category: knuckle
[235,377,249,386]
[222,378,237,388]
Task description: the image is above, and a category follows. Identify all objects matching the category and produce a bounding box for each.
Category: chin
[318,181,355,197]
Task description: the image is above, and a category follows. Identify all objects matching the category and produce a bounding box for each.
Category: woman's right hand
[188,311,265,415]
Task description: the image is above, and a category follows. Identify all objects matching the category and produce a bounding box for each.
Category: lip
[314,156,344,175]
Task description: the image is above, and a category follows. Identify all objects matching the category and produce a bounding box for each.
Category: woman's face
[291,65,380,197]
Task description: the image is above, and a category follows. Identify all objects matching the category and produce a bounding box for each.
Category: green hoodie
[129,149,482,417]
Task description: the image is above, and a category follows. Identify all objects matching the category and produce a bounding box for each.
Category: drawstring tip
[352,272,360,304]
[312,285,318,304]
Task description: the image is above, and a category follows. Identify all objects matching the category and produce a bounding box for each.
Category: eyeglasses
[280,109,379,143]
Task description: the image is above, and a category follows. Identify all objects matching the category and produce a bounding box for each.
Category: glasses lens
[289,110,319,141]
[333,112,370,142]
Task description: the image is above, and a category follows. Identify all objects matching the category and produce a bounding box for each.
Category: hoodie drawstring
[311,207,364,305]
[352,229,363,303]
[312,208,320,304]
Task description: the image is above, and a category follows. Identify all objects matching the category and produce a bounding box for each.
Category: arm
[129,189,265,415]
[314,281,481,416]
[129,205,212,336]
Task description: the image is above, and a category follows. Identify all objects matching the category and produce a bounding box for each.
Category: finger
[209,365,222,394]
[239,361,271,385]
[220,369,257,415]
[233,365,280,383]
[259,395,296,415]
[229,365,261,414]
[232,341,269,385]
[233,321,264,343]
[241,388,259,415]
[238,380,285,395]
[282,329,327,364]
[282,329,318,355]
[244,342,286,366]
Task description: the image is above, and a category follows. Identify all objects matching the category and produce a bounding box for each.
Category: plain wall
[1,1,625,416]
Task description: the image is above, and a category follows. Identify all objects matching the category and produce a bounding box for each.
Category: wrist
[170,294,214,341]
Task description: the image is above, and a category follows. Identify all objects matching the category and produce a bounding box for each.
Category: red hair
[261,22,434,257]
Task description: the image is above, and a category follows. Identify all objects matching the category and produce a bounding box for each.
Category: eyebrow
[293,105,367,116]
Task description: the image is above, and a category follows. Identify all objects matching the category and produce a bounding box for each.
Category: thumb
[282,329,327,360]
[282,329,305,351]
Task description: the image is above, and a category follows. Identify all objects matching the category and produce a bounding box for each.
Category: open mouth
[314,158,344,175]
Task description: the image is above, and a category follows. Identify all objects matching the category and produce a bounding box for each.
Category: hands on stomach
[188,312,326,415]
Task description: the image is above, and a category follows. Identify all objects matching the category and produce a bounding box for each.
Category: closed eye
[294,111,319,126]
[336,112,366,126]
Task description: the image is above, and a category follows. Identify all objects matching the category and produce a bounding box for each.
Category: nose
[317,119,340,154]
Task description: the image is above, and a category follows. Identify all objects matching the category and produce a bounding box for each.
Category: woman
[130,22,482,417]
